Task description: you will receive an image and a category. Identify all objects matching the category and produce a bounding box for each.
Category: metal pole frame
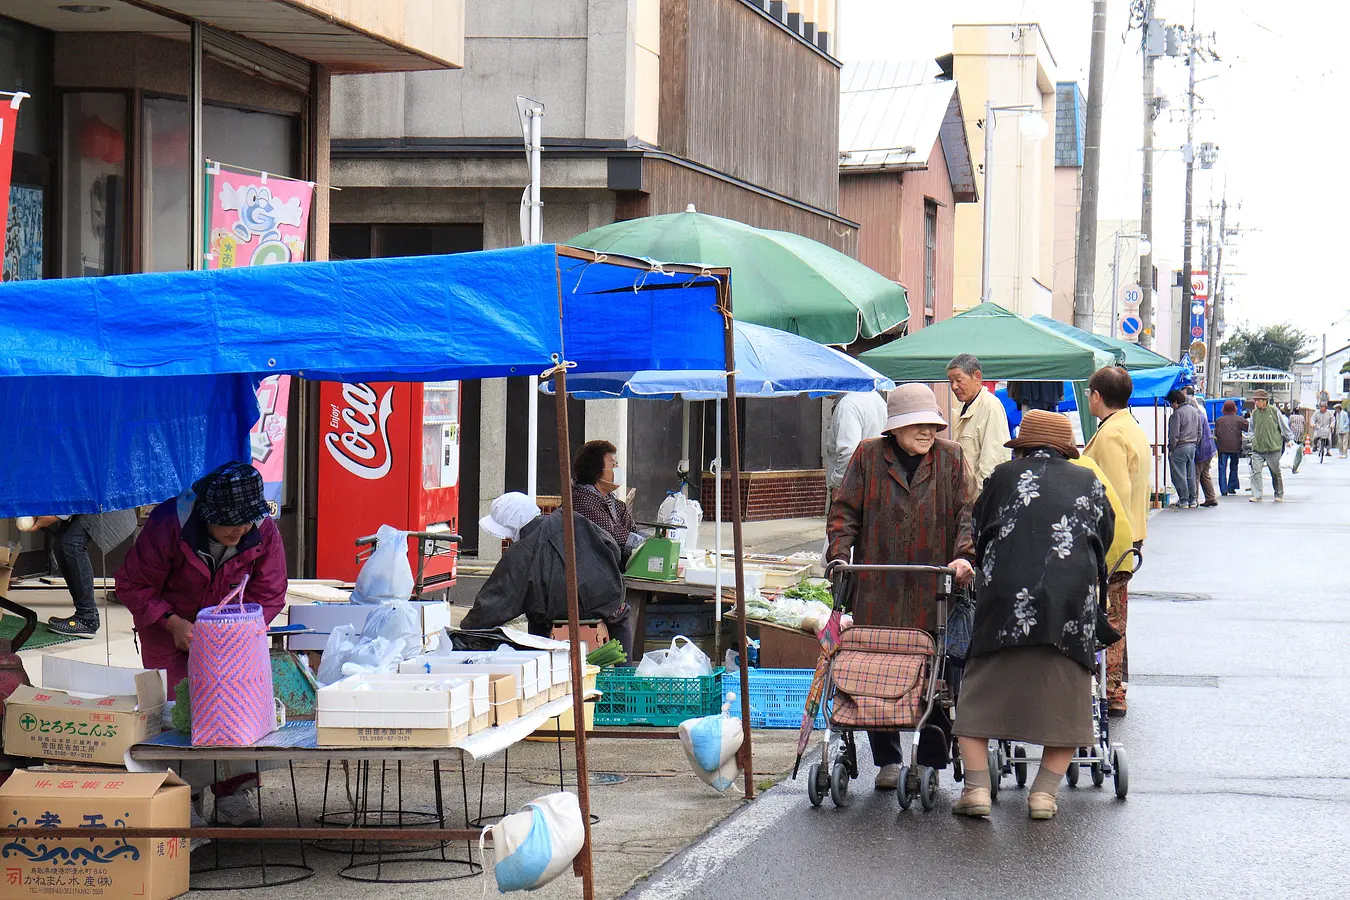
[190,22,204,272]
[526,101,544,502]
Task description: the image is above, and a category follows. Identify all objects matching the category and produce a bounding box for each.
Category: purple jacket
[115,493,287,688]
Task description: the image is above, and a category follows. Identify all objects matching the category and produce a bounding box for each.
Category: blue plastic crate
[727,668,826,729]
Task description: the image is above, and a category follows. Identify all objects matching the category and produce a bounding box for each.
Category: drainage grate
[1132,674,1220,688]
[1130,591,1211,603]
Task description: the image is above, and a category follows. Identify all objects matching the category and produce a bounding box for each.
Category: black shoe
[47,617,99,638]
[1107,706,1128,719]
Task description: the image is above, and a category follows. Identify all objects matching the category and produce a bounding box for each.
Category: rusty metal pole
[554,363,595,899]
[721,280,754,801]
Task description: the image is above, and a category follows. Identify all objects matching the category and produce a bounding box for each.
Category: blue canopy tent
[0,243,760,885]
[998,365,1194,431]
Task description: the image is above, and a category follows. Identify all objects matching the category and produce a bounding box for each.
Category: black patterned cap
[195,462,269,526]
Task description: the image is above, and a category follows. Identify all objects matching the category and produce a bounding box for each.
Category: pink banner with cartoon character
[203,161,314,269]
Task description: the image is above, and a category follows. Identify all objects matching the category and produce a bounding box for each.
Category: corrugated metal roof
[840,60,955,169]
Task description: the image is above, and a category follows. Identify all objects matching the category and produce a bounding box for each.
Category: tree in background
[1220,324,1315,373]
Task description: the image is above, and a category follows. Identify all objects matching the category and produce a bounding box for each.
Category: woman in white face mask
[570,440,647,565]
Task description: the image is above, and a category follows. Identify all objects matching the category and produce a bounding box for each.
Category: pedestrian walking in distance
[1166,389,1204,509]
[953,410,1117,821]
[1083,366,1151,717]
[1287,405,1306,474]
[947,354,1011,491]
[1214,400,1247,495]
[1248,390,1288,502]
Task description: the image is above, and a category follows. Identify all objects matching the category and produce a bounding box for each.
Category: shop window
[61,93,128,278]
[0,17,53,158]
[143,97,298,272]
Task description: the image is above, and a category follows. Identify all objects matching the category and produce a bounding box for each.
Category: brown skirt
[953,645,1094,747]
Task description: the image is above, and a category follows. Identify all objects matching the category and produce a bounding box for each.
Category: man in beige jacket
[1083,365,1152,717]
[947,354,1011,490]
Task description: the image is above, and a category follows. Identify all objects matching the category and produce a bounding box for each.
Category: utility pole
[1179,1,1199,361]
[1136,1,1160,349]
[1073,0,1109,331]
[1206,190,1227,395]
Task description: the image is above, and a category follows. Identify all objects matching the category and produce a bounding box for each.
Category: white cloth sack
[351,524,414,604]
[483,792,585,892]
[634,635,713,679]
[679,695,744,793]
[657,493,703,559]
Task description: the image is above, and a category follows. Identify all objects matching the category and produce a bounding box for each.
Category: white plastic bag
[351,524,414,605]
[360,599,423,657]
[679,693,744,792]
[634,635,713,679]
[316,625,359,686]
[657,493,703,559]
[482,792,585,892]
[315,625,408,686]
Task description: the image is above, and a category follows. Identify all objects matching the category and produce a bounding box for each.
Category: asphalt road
[626,451,1350,900]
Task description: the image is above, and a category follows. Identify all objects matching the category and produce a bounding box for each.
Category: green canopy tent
[1029,314,1173,371]
[859,302,1121,440]
[569,208,909,346]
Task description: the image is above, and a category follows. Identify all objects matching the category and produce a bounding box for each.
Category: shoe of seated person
[213,788,263,827]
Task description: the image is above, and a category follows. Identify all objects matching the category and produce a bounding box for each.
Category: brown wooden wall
[661,0,841,213]
[618,157,856,254]
[839,135,957,333]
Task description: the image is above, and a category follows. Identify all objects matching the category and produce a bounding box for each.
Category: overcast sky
[839,1,1348,353]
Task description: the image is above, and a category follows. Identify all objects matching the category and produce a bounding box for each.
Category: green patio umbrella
[860,302,1121,383]
[1029,314,1173,370]
[569,208,908,345]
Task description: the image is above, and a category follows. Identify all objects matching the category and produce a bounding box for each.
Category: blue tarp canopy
[541,320,894,400]
[0,244,730,516]
[998,365,1194,430]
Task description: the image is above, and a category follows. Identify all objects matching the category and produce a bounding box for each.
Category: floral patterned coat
[826,435,976,632]
[968,451,1115,671]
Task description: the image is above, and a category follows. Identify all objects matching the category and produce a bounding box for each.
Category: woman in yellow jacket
[1071,454,1135,604]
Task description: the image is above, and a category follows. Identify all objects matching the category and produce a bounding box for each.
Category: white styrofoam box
[683,564,767,593]
[541,645,584,686]
[433,673,490,719]
[486,651,553,693]
[287,600,451,652]
[399,656,539,700]
[317,673,471,730]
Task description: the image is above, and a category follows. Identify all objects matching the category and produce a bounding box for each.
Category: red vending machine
[316,381,461,583]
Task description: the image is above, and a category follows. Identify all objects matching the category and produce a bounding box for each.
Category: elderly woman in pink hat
[827,383,976,790]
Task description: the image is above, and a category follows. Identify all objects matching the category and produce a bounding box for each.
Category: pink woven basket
[189,576,275,747]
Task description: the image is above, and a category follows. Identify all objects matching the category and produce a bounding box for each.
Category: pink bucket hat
[884,384,947,433]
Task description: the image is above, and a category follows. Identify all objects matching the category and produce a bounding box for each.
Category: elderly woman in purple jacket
[115,462,287,829]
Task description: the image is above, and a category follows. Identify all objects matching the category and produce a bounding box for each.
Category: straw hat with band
[1005,409,1079,459]
[884,383,948,433]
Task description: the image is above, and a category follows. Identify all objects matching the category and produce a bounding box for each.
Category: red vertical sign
[0,93,29,271]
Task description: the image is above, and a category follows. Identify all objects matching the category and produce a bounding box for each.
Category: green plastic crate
[594,667,725,726]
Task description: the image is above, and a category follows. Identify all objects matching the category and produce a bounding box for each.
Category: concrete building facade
[946,24,1057,316]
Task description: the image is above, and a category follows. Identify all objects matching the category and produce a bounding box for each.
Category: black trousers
[47,518,99,625]
[867,703,953,769]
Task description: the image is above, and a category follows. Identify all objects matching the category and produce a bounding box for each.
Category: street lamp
[980,102,1050,303]
[1110,231,1150,340]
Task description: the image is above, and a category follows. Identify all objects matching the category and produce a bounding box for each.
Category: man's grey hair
[946,353,982,377]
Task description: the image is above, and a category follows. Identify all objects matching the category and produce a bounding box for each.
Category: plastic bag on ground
[351,524,414,605]
[360,599,422,658]
[482,792,585,892]
[679,692,744,792]
[635,635,713,678]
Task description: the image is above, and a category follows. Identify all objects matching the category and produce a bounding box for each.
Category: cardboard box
[286,600,451,652]
[317,673,472,731]
[0,767,189,900]
[4,659,166,766]
[488,675,519,726]
[317,722,470,748]
[0,542,16,594]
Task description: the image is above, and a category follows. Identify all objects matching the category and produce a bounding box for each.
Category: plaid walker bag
[828,627,936,731]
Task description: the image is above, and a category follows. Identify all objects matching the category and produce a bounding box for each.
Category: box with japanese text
[0,768,190,900]
[3,659,166,766]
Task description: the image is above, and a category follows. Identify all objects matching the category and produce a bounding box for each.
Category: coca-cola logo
[325,383,394,480]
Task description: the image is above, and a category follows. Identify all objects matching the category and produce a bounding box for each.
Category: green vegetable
[586,639,627,667]
[172,679,192,735]
[784,580,833,608]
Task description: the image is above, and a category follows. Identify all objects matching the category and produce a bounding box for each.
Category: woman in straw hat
[950,410,1117,821]
[827,382,977,790]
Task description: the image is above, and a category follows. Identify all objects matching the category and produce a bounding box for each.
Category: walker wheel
[919,766,939,811]
[897,765,914,810]
[1066,760,1081,788]
[987,746,1001,802]
[1112,747,1129,799]
[1013,746,1028,788]
[1091,747,1106,787]
[829,761,850,808]
[807,763,825,808]
[952,746,964,783]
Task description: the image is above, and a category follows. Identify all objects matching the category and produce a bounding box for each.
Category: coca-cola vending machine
[316,381,460,583]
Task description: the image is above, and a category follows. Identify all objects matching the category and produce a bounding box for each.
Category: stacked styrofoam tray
[400,652,546,704]
[317,673,474,730]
